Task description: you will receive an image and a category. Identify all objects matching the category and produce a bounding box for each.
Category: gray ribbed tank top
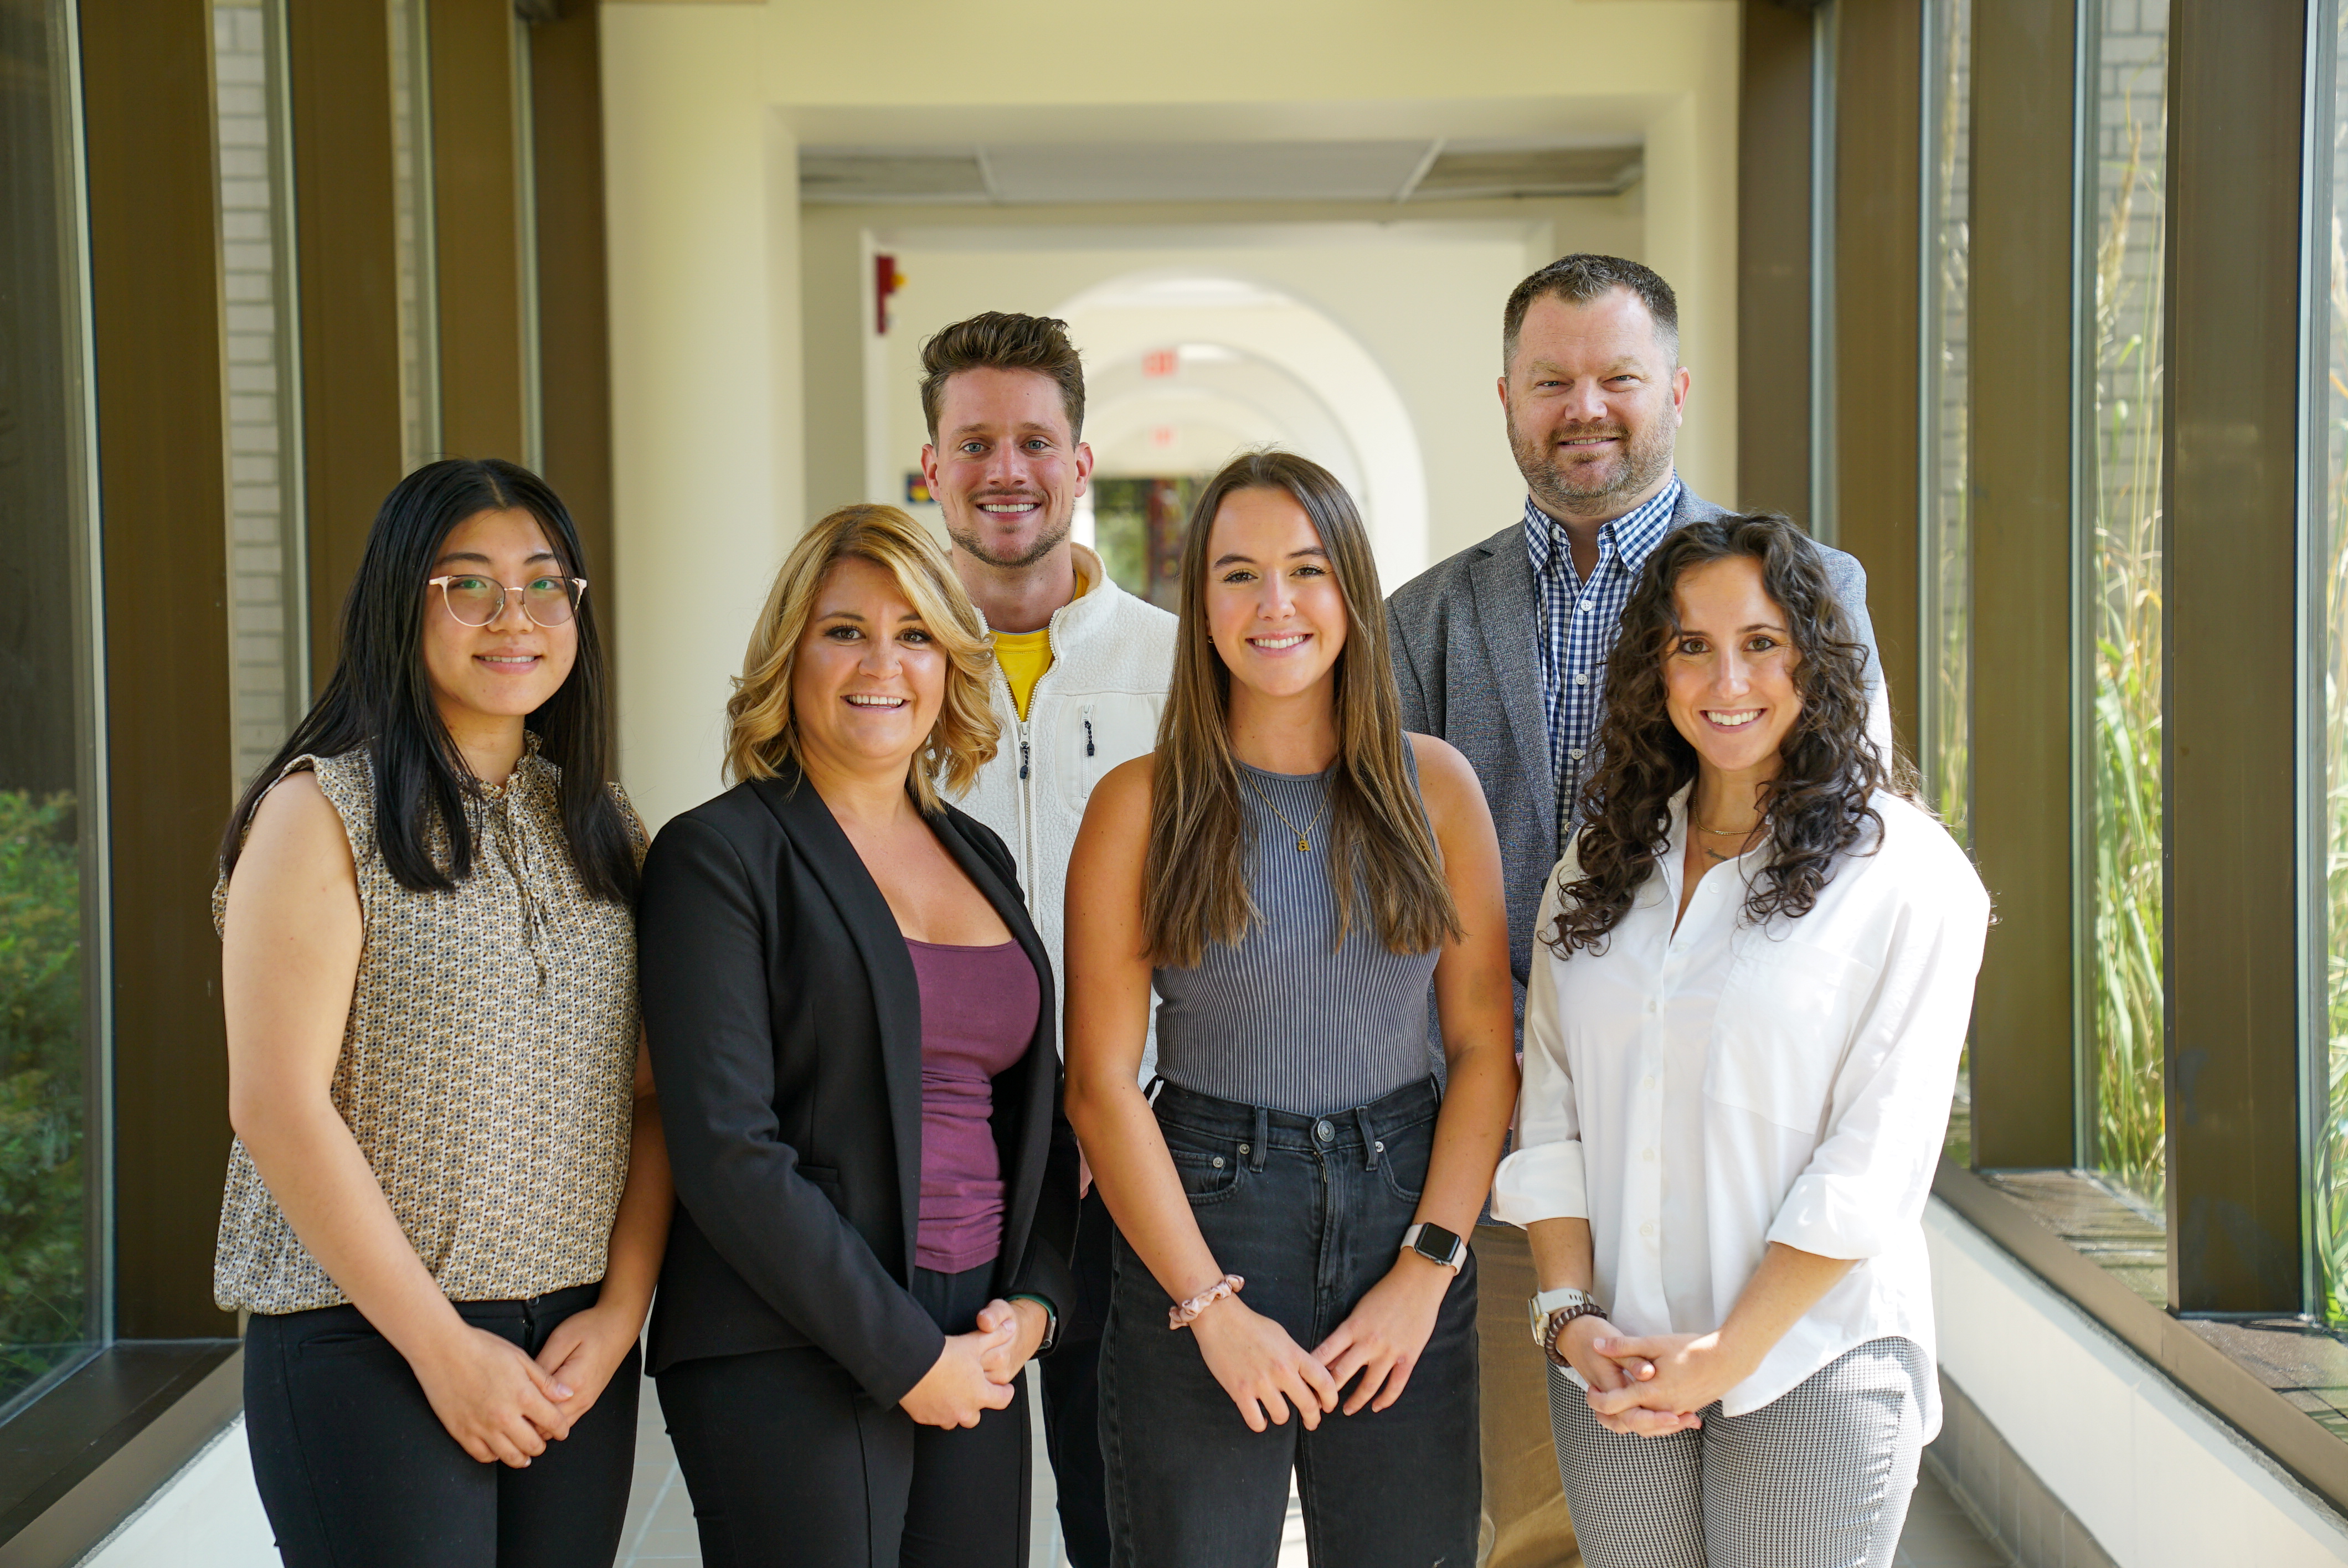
[1152,751,1442,1117]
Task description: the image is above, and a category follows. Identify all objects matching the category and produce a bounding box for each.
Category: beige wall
[603,0,1739,828]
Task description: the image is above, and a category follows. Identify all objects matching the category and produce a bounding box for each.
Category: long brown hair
[1544,512,1888,955]
[724,504,997,811]
[1143,451,1460,966]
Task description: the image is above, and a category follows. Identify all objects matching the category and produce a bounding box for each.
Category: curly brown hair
[1544,512,1889,956]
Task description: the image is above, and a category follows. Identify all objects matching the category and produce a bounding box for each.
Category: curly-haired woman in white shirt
[1493,512,1989,1568]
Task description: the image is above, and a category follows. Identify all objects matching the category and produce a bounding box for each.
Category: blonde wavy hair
[725,504,998,810]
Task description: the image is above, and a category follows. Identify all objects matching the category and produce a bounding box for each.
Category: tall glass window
[2083,0,2169,1204]
[2315,0,2348,1322]
[0,0,104,1413]
[1924,0,1974,1163]
[213,0,307,788]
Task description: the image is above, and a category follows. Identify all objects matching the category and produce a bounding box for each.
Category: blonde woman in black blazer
[639,504,1077,1568]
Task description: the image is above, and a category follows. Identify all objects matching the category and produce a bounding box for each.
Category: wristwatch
[1400,1221,1468,1273]
[1010,1294,1061,1356]
[1528,1286,1605,1368]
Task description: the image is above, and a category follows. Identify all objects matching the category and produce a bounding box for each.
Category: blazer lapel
[1469,529,1558,843]
[749,769,926,1275]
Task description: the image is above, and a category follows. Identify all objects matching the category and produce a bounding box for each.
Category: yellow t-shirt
[991,568,1089,721]
[995,627,1051,721]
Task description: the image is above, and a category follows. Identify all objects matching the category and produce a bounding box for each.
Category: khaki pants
[1474,1225,1581,1568]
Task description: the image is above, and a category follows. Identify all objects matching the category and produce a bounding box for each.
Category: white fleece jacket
[951,545,1178,1069]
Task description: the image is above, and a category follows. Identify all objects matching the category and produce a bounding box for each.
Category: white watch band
[1527,1286,1598,1345]
[1399,1223,1466,1272]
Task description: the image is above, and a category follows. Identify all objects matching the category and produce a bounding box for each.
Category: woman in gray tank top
[1064,451,1518,1567]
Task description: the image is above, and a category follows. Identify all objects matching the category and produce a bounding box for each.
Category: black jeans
[1099,1077,1480,1568]
[243,1283,639,1568]
[657,1261,1029,1568]
[1041,1186,1116,1567]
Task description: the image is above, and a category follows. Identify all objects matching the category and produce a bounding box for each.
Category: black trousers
[243,1282,639,1568]
[658,1262,1028,1568]
[1040,1186,1115,1568]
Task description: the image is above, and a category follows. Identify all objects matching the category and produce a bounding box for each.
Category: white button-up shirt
[1493,786,1989,1422]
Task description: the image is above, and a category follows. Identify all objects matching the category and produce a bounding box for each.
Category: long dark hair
[1143,450,1460,965]
[219,458,637,904]
[1545,512,1886,955]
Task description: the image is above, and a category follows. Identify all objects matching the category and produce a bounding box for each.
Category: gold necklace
[1242,770,1330,853]
[1693,815,1767,864]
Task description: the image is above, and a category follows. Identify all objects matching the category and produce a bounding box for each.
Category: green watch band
[1010,1293,1060,1355]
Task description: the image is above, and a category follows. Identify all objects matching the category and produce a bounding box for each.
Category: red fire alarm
[874,254,905,334]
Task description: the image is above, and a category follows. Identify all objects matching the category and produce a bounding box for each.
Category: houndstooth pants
[1547,1337,1929,1568]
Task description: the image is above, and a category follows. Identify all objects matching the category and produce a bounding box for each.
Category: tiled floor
[616,1375,2011,1567]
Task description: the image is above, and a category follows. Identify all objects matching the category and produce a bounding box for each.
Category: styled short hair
[918,311,1087,442]
[724,504,998,811]
[1502,253,1681,370]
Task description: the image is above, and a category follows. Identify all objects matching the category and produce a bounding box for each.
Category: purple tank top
[907,938,1039,1274]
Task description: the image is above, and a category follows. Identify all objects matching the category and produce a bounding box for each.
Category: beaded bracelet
[1168,1273,1244,1330]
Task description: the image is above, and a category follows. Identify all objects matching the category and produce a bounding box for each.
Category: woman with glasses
[1064,451,1519,1566]
[636,504,1074,1567]
[215,458,666,1568]
[1495,514,1989,1568]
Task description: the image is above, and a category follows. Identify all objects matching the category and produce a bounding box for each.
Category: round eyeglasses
[427,574,588,628]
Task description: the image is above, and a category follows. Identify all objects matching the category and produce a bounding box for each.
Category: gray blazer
[1385,487,1883,1021]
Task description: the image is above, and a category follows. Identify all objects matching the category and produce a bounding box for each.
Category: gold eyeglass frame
[426,575,589,629]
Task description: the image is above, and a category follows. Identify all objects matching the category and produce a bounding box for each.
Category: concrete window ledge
[1926,1197,2348,1566]
[0,1346,241,1568]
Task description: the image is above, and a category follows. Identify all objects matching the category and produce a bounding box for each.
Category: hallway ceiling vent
[1411,141,1644,200]
[797,139,1642,205]
[800,148,991,203]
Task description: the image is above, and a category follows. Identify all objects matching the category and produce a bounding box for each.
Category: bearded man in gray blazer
[1385,254,1883,1568]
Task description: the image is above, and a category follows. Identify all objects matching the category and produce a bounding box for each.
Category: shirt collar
[1522,472,1685,580]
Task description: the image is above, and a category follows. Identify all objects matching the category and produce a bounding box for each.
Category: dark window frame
[1772,0,2348,1518]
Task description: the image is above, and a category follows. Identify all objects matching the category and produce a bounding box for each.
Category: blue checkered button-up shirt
[1522,473,1683,828]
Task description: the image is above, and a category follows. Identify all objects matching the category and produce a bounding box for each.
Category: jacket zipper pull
[1083,705,1096,757]
[1019,728,1031,781]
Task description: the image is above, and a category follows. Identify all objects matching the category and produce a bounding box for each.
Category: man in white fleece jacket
[921,312,1175,1568]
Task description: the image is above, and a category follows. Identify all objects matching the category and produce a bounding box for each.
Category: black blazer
[637,763,1078,1406]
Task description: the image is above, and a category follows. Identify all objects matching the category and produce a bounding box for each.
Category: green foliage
[2088,59,2167,1202]
[0,789,90,1394]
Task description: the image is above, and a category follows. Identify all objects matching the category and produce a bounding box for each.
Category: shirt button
[1569,747,1585,761]
[1646,998,1659,1014]
[1314,1120,1334,1144]
[1574,673,1589,687]
[1577,600,1592,614]
[1640,1221,1656,1238]
[1642,1147,1656,1162]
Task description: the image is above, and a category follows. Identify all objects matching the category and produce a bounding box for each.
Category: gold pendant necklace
[1243,770,1330,853]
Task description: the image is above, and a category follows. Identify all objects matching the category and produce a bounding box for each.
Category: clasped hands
[1557,1314,1753,1437]
[1190,1251,1454,1433]
[899,1297,1052,1430]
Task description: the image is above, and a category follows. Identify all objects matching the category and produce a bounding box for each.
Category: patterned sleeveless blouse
[212,744,643,1314]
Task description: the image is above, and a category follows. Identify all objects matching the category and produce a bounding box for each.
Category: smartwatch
[1010,1294,1061,1356]
[1400,1221,1468,1273]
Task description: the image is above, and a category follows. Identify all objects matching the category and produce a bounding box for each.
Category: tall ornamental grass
[2088,64,2167,1203]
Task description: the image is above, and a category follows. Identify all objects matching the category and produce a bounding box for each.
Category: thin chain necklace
[1242,769,1330,853]
[1693,814,1768,864]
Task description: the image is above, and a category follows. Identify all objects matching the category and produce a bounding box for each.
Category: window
[1924,0,1974,1163]
[2081,0,2167,1207]
[0,0,105,1416]
[2316,0,2348,1323]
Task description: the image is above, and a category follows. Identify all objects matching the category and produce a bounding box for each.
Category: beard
[944,494,1072,570]
[1510,412,1676,521]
